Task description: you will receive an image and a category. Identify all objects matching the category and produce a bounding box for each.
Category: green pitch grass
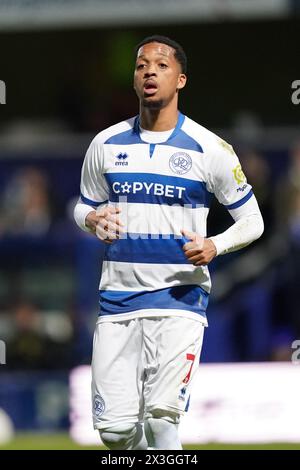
[0,433,300,450]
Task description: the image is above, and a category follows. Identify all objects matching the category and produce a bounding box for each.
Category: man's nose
[144,65,157,77]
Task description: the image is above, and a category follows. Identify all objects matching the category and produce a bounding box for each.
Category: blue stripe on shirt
[104,127,142,145]
[104,234,190,264]
[99,284,209,317]
[163,129,203,153]
[104,172,212,208]
[80,193,108,207]
[225,190,253,210]
[104,127,203,153]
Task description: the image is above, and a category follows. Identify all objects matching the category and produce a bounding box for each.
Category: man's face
[134,42,186,109]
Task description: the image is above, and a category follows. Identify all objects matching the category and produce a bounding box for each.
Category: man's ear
[177,74,187,91]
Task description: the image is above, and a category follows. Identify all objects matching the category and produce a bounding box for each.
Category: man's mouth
[143,80,158,95]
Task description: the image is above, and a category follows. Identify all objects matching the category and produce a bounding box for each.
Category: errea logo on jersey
[115,153,129,166]
[112,181,186,198]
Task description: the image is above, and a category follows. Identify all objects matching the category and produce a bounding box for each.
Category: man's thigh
[92,319,144,429]
[142,315,205,417]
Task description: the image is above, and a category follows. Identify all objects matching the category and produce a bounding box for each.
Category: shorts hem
[145,403,185,417]
[97,309,208,327]
[93,419,140,431]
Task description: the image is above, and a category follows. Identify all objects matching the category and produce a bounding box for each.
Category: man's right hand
[85,206,124,244]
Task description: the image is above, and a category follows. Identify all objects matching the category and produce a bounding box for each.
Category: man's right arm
[73,199,99,233]
[74,137,124,243]
[74,137,109,235]
[73,199,123,243]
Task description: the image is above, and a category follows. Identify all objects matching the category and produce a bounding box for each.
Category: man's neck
[139,105,179,132]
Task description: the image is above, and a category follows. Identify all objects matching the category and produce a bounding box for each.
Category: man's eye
[137,64,146,70]
[159,63,168,68]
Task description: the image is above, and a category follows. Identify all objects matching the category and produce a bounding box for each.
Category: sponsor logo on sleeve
[237,184,248,193]
[232,164,247,185]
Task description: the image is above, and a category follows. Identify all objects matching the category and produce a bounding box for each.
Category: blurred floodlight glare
[0,0,290,31]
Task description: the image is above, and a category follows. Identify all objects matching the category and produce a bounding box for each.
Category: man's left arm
[182,138,264,266]
[182,195,264,266]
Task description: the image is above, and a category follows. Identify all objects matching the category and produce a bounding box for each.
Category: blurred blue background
[0,0,300,434]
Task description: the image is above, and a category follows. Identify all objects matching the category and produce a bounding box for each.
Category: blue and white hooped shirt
[79,112,253,325]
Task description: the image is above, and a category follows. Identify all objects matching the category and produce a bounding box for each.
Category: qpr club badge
[169,152,192,175]
[94,394,105,417]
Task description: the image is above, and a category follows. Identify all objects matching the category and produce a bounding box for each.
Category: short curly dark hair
[134,35,187,74]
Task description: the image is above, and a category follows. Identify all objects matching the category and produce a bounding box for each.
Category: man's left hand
[181,229,217,266]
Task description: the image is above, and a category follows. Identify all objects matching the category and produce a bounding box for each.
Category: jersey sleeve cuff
[224,189,253,210]
[80,193,108,208]
[208,235,228,256]
[74,202,96,233]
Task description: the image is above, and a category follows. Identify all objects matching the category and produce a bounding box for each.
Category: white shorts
[91,314,205,430]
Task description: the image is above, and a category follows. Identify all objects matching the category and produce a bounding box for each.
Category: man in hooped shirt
[74,35,264,450]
